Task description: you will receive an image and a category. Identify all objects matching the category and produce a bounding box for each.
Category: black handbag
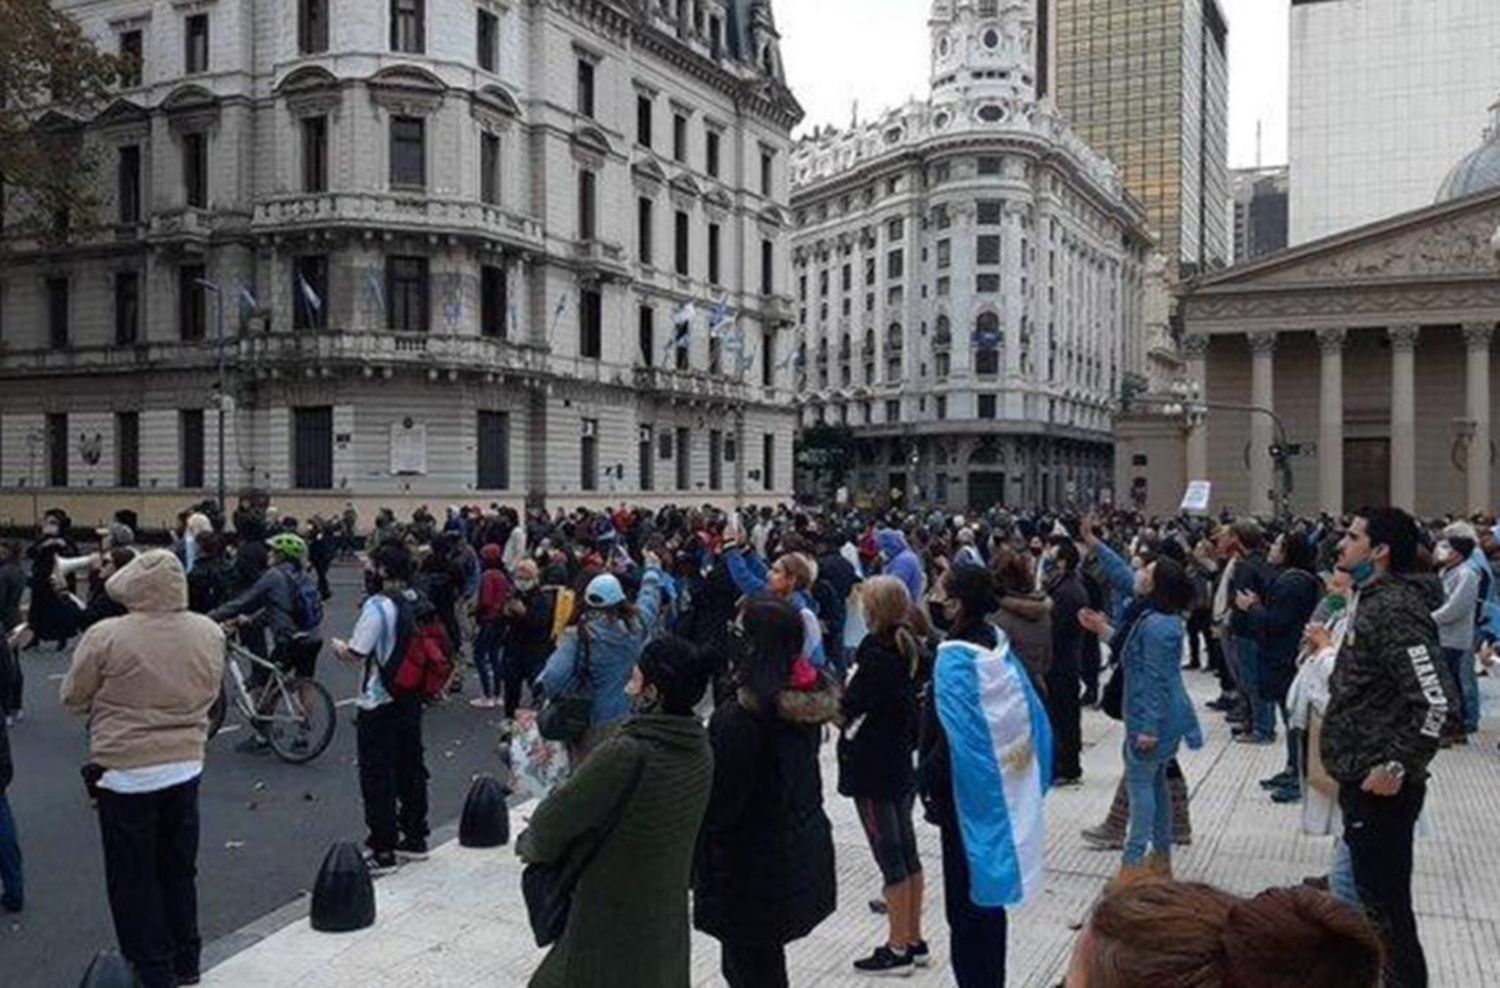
[1101,619,1146,722]
[522,752,645,947]
[537,627,593,744]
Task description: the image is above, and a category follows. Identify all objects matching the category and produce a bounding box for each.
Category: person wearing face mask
[1429,523,1481,746]
[1080,557,1201,888]
[1321,509,1458,988]
[501,559,559,726]
[516,636,713,988]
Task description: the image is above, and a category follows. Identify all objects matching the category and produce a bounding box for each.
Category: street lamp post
[194,278,228,518]
[1151,384,1295,519]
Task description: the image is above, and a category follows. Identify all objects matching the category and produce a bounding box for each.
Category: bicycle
[208,627,336,764]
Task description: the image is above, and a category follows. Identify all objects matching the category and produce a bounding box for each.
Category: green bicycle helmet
[266,532,309,563]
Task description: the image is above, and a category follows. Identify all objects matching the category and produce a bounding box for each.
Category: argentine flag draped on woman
[932,631,1053,908]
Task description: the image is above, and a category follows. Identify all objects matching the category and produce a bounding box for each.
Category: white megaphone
[53,553,100,579]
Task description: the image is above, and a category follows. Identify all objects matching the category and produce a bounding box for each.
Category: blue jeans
[1331,835,1359,908]
[0,793,21,910]
[1237,637,1276,738]
[1123,739,1178,866]
[473,623,504,699]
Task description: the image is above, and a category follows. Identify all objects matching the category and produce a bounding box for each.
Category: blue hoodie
[876,530,926,603]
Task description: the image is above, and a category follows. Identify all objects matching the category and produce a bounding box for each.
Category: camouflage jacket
[1321,575,1459,786]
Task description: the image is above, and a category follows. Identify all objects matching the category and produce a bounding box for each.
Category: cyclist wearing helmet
[211,534,323,681]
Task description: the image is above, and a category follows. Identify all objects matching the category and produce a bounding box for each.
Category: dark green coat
[517,713,713,988]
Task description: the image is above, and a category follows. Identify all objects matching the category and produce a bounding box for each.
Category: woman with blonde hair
[838,575,928,975]
[724,543,828,671]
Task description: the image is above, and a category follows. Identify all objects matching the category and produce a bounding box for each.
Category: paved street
[1,564,507,988]
[196,667,1500,988]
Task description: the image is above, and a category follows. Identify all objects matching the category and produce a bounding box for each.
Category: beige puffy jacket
[61,549,225,770]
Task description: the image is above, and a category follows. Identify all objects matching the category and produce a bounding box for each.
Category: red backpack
[382,590,454,701]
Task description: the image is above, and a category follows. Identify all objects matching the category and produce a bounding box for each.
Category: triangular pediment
[94,98,149,126]
[1191,187,1500,291]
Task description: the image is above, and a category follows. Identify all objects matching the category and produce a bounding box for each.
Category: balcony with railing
[632,366,749,404]
[241,330,550,378]
[252,192,545,248]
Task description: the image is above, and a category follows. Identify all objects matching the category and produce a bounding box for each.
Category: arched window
[974,312,1001,376]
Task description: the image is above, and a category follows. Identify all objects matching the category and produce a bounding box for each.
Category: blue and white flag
[974,328,1002,351]
[932,634,1052,908]
[365,267,387,319]
[298,274,323,318]
[707,301,732,336]
[238,284,259,314]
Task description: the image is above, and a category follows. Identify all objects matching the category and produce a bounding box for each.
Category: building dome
[1437,99,1500,202]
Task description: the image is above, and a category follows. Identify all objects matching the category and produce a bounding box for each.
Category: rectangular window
[579,288,602,358]
[674,210,689,276]
[760,149,773,197]
[476,9,498,72]
[114,271,140,345]
[183,132,208,208]
[576,59,595,118]
[978,200,1002,225]
[762,433,775,491]
[886,216,904,240]
[976,273,1001,293]
[936,239,951,269]
[934,204,951,229]
[673,113,687,162]
[299,0,329,54]
[180,409,205,488]
[841,265,852,292]
[116,412,140,488]
[480,132,500,204]
[580,418,599,491]
[639,426,654,492]
[47,413,68,488]
[978,394,997,419]
[386,255,428,332]
[865,258,876,286]
[675,331,689,371]
[761,330,773,387]
[977,235,1001,265]
[119,30,143,87]
[578,169,596,240]
[638,305,654,367]
[709,336,723,376]
[293,255,328,330]
[885,399,900,422]
[185,14,209,74]
[292,406,334,490]
[886,249,903,280]
[709,430,723,491]
[179,264,206,340]
[637,197,653,264]
[302,116,328,193]
[676,427,691,491]
[761,239,774,295]
[936,396,947,420]
[636,94,652,147]
[46,277,68,349]
[391,0,425,53]
[708,223,721,284]
[390,116,425,188]
[118,145,141,224]
[480,265,507,338]
[477,411,510,490]
[706,130,720,177]
[977,156,1001,176]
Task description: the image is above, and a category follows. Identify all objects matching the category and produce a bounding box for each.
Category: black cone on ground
[310,841,376,933]
[459,774,510,848]
[78,950,139,988]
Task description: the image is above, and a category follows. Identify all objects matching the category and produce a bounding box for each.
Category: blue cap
[584,574,626,609]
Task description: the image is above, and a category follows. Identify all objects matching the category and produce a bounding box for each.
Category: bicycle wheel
[262,677,337,764]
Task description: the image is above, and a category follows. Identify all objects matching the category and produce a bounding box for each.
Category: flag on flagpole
[672,300,696,326]
[931,637,1053,908]
[443,272,463,328]
[365,267,387,322]
[298,274,323,323]
[707,300,732,336]
[238,284,259,314]
[506,267,519,337]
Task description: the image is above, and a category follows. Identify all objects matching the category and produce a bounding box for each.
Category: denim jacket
[1120,611,1203,750]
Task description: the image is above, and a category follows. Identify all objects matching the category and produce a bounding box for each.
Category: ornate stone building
[0,0,802,528]
[788,0,1151,510]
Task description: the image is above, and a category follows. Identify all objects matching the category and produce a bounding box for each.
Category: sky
[778,0,1291,169]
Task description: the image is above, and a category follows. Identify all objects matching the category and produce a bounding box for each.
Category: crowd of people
[0,493,1489,988]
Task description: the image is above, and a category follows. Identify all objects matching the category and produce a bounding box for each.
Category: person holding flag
[918,563,1052,988]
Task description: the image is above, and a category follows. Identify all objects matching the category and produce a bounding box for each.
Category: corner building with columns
[788,0,1152,509]
[1179,177,1500,517]
[0,0,802,529]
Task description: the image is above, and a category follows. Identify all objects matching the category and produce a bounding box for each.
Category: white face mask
[1435,542,1454,564]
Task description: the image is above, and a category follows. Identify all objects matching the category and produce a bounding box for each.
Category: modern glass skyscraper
[1049,0,1230,279]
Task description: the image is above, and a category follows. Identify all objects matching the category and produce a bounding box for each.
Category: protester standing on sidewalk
[695,597,838,988]
[838,576,927,976]
[333,541,431,874]
[1431,522,1481,743]
[60,550,224,988]
[471,544,511,710]
[517,636,713,988]
[1322,508,1458,988]
[1045,538,1089,786]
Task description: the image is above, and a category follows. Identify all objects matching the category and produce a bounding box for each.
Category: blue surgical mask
[1342,559,1376,586]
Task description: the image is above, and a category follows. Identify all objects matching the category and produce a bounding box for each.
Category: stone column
[1316,329,1347,515]
[1464,323,1494,514]
[1247,331,1277,517]
[1182,334,1210,481]
[1387,326,1419,512]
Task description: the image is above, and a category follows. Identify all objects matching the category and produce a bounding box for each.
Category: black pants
[1185,608,1213,668]
[720,940,787,988]
[96,778,202,988]
[940,823,1007,987]
[356,696,429,854]
[1342,781,1428,988]
[1045,647,1083,780]
[1080,634,1102,698]
[1206,630,1232,693]
[2,644,20,714]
